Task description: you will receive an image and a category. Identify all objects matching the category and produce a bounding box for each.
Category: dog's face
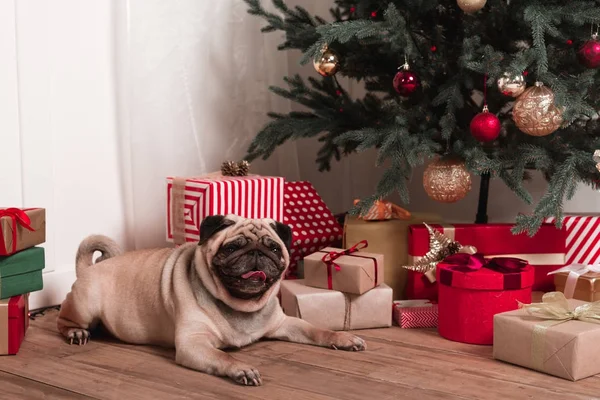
[198,215,292,301]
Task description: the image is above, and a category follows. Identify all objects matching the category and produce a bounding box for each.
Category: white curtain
[116,0,301,250]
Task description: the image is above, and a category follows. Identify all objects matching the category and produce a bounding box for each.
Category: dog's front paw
[66,328,90,345]
[329,332,366,351]
[228,363,262,386]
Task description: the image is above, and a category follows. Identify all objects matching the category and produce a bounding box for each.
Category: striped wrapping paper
[545,215,600,265]
[393,300,438,329]
[166,174,284,244]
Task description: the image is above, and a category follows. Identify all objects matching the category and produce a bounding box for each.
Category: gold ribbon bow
[519,291,600,324]
[594,150,600,172]
[353,199,411,221]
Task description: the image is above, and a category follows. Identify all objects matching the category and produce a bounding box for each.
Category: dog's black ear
[199,215,234,245]
[271,222,293,253]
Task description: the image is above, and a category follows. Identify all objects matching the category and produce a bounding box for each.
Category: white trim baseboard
[29,268,76,310]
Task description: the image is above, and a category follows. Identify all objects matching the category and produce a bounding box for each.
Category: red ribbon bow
[321,240,370,290]
[440,253,528,290]
[0,208,35,254]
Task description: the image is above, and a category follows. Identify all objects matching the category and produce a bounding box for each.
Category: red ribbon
[440,253,528,290]
[0,208,35,255]
[320,240,373,290]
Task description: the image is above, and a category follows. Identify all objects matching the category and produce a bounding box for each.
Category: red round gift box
[436,257,534,345]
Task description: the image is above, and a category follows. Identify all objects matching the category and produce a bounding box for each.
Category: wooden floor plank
[0,309,598,400]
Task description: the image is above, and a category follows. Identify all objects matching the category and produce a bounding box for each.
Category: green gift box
[0,247,44,299]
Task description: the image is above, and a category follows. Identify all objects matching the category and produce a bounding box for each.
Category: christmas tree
[243,0,600,235]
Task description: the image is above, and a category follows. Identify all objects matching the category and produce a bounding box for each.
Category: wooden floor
[0,309,599,400]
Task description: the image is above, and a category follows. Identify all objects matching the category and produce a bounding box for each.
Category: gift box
[545,214,600,265]
[393,299,438,328]
[0,247,45,299]
[0,294,29,355]
[549,264,600,302]
[166,174,285,244]
[437,253,534,345]
[303,242,384,295]
[493,292,600,381]
[284,182,343,277]
[280,279,392,331]
[406,223,565,301]
[343,212,442,300]
[0,208,46,256]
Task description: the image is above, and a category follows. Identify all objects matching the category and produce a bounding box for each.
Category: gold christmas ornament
[594,150,600,172]
[402,223,477,282]
[512,82,563,137]
[423,157,472,203]
[314,49,340,77]
[497,72,526,98]
[221,160,250,176]
[457,0,487,13]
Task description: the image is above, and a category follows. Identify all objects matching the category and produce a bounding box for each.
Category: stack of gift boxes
[0,208,46,355]
[166,169,600,382]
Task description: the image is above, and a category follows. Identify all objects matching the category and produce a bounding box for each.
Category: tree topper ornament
[402,223,477,282]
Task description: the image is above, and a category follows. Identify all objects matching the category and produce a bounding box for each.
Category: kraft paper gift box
[166,174,285,244]
[393,300,438,329]
[283,181,343,278]
[406,223,565,301]
[343,212,443,300]
[493,292,600,381]
[0,294,29,355]
[303,242,384,295]
[0,208,46,256]
[280,279,393,331]
[0,247,45,299]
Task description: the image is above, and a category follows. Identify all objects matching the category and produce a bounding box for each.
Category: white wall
[0,0,126,309]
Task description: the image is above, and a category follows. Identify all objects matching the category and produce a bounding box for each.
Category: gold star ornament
[402,223,477,282]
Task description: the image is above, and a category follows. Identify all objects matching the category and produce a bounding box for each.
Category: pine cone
[221,161,239,176]
[237,160,250,176]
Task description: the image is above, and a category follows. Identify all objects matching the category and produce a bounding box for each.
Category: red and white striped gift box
[546,215,600,265]
[166,175,285,244]
[393,300,438,329]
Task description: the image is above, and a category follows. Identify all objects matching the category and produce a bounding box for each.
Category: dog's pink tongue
[241,271,267,282]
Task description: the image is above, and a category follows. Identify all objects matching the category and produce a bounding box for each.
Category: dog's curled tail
[75,235,123,277]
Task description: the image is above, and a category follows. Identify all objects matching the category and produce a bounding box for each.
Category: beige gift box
[304,246,384,295]
[554,271,600,302]
[493,297,600,381]
[280,280,392,331]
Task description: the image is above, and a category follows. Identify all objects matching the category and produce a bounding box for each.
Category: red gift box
[545,215,600,265]
[437,254,534,345]
[393,300,438,328]
[166,174,285,244]
[283,182,343,277]
[0,294,29,355]
[406,223,565,301]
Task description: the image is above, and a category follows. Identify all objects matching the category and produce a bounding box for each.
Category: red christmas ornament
[431,45,437,52]
[578,36,600,68]
[470,106,501,142]
[371,11,377,17]
[566,39,573,46]
[393,64,420,96]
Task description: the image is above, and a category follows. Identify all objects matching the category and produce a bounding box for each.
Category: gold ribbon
[0,299,9,354]
[519,292,600,371]
[343,293,352,331]
[171,177,187,245]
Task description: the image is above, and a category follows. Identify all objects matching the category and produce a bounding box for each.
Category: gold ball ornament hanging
[497,72,526,98]
[512,82,563,137]
[423,157,472,203]
[457,0,487,14]
[314,49,340,77]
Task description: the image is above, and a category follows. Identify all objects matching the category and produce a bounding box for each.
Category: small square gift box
[493,292,600,381]
[437,253,534,345]
[548,263,600,302]
[393,299,438,329]
[0,294,29,355]
[280,279,392,331]
[0,247,45,299]
[303,241,384,295]
[0,208,46,256]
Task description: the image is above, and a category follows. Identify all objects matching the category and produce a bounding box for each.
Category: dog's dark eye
[221,245,237,255]
[270,245,281,254]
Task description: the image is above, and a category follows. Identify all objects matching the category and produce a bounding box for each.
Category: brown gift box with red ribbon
[303,241,384,295]
[0,208,46,256]
[437,253,534,346]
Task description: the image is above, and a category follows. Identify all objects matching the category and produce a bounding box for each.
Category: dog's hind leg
[56,281,99,345]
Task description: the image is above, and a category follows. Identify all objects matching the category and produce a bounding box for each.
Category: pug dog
[57,214,366,386]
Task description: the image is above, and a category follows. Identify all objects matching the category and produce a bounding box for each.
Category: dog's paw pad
[66,329,90,346]
[230,364,262,386]
[330,332,366,352]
